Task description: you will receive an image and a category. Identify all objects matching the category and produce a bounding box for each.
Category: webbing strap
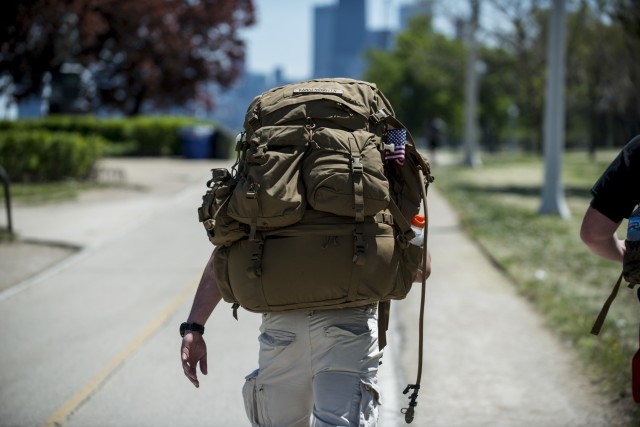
[348,224,366,301]
[247,237,264,279]
[244,179,264,278]
[348,137,366,300]
[591,273,623,335]
[591,272,637,335]
[351,155,365,222]
[402,167,429,424]
[388,199,414,248]
[378,300,391,350]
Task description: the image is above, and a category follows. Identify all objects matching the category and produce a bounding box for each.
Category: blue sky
[240,0,419,80]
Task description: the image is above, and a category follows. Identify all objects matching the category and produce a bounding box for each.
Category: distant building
[313,5,337,79]
[210,64,299,133]
[367,29,394,52]
[214,0,418,131]
[313,0,368,79]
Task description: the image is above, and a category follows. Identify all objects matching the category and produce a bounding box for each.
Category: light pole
[507,104,519,152]
[539,0,570,218]
[462,0,482,168]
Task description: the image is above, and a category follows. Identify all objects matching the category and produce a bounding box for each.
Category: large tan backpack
[198,78,434,421]
[198,78,432,316]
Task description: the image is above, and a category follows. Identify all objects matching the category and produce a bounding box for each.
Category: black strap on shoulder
[591,272,638,335]
[591,273,623,335]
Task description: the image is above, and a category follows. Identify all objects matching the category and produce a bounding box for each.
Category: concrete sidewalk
[0,155,623,427]
[0,158,221,292]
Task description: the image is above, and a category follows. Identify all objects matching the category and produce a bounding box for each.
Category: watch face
[180,323,187,337]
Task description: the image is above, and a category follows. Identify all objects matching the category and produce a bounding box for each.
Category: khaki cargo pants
[242,305,382,427]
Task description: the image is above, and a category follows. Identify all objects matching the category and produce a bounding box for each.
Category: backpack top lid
[243,78,396,134]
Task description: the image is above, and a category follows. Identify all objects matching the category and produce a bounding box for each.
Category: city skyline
[240,0,432,81]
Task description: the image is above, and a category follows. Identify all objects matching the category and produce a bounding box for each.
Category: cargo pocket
[324,323,370,339]
[258,329,296,369]
[228,125,309,228]
[242,369,265,427]
[350,377,381,427]
[304,128,389,218]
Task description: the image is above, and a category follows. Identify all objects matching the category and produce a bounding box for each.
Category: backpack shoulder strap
[591,272,638,335]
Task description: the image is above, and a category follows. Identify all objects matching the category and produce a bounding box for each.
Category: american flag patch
[385,128,407,165]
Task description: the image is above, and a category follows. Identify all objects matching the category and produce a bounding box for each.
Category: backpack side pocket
[228,125,309,228]
[198,170,247,246]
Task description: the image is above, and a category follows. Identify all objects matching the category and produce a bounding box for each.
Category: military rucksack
[198,78,432,313]
[198,78,433,421]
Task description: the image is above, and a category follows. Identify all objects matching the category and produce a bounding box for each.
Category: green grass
[435,149,640,423]
[0,181,110,205]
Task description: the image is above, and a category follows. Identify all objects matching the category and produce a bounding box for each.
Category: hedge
[0,115,233,157]
[0,130,106,182]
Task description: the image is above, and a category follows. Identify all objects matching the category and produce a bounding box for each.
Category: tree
[483,0,548,153]
[364,15,466,142]
[0,0,255,115]
[610,0,640,139]
[564,1,629,154]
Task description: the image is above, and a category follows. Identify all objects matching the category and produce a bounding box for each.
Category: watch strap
[180,322,205,337]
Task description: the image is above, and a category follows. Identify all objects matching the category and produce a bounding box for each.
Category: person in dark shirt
[580,135,640,261]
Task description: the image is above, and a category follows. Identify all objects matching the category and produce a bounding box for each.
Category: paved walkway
[0,155,625,426]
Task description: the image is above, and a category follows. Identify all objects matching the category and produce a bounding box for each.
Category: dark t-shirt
[590,135,640,223]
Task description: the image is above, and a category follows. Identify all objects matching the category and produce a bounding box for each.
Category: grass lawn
[0,181,111,205]
[434,148,640,421]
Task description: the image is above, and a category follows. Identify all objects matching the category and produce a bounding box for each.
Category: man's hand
[181,332,208,388]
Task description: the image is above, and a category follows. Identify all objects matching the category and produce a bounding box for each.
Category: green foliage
[2,181,106,205]
[364,2,640,154]
[436,151,640,422]
[126,116,208,156]
[364,15,465,141]
[0,130,106,182]
[1,0,256,116]
[0,115,231,157]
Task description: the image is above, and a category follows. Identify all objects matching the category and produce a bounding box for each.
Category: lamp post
[462,0,482,168]
[539,0,570,218]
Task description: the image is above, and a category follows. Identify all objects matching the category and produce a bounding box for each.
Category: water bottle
[628,208,640,242]
[409,214,425,246]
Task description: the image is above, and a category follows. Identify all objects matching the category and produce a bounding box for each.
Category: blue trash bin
[180,125,214,159]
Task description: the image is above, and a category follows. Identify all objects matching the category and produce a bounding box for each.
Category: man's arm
[181,249,223,388]
[580,205,625,263]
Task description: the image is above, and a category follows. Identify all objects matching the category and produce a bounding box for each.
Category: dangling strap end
[401,384,420,424]
[590,272,624,336]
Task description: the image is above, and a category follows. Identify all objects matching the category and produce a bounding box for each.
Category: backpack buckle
[396,231,412,249]
[246,182,259,199]
[353,231,367,265]
[207,168,230,187]
[371,108,391,123]
[351,156,364,175]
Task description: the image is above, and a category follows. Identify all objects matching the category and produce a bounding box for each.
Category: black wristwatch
[180,322,205,337]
